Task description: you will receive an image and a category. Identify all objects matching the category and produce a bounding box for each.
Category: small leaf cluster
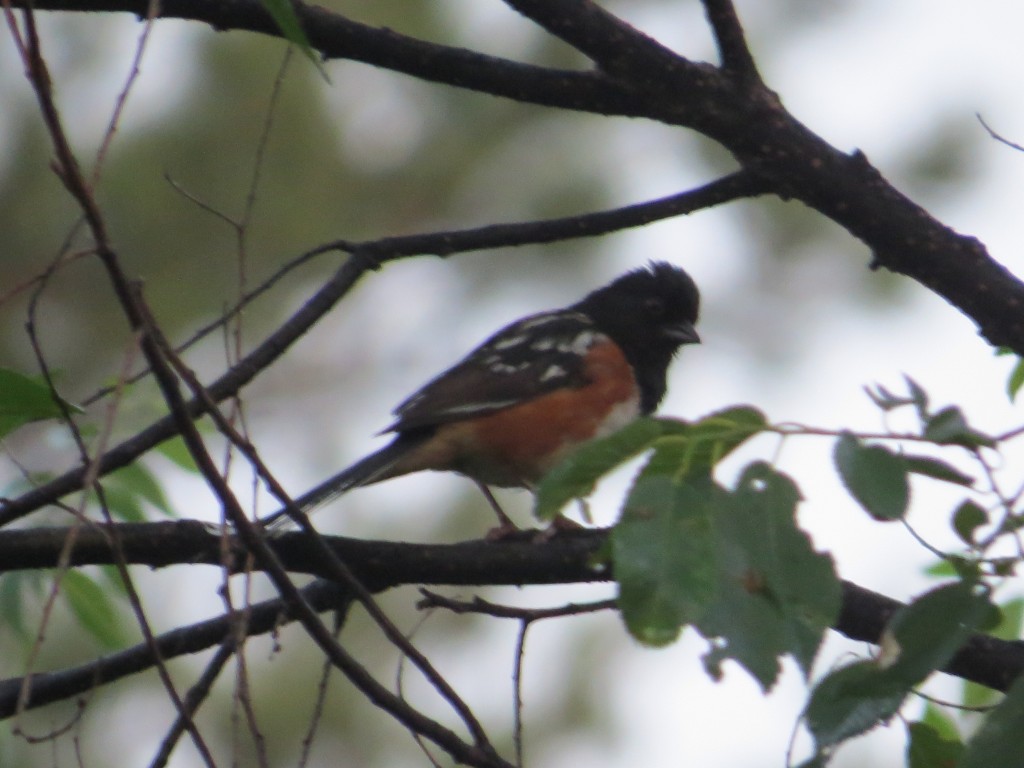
[537,407,842,691]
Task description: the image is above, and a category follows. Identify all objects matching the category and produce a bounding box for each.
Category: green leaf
[881,582,993,686]
[905,375,930,420]
[806,582,992,751]
[833,432,909,521]
[958,675,1024,768]
[612,474,718,647]
[535,406,766,521]
[535,417,675,521]
[666,405,768,477]
[906,721,964,768]
[864,383,913,412]
[109,462,175,518]
[154,435,199,473]
[0,368,81,439]
[963,597,1024,708]
[923,407,995,449]
[259,0,329,78]
[1005,356,1024,402]
[952,500,988,546]
[0,571,43,641]
[903,455,974,487]
[805,660,909,749]
[921,702,962,742]
[698,463,840,688]
[62,570,127,650]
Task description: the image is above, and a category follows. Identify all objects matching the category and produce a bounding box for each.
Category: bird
[263,261,700,533]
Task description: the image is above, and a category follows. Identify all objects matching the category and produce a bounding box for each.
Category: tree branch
[1,523,1021,699]
[700,0,761,82]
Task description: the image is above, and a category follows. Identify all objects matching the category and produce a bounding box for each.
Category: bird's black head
[573,261,701,413]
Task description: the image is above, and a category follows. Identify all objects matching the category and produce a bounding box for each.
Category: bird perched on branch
[265,261,700,533]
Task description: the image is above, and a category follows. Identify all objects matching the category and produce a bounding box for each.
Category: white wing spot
[493,334,528,350]
[566,330,598,355]
[539,364,566,382]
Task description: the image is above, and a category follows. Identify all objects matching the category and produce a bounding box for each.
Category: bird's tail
[259,436,420,532]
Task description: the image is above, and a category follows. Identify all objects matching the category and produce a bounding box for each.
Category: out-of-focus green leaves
[0,571,44,642]
[903,455,974,487]
[958,675,1024,768]
[154,435,200,473]
[952,500,988,546]
[95,461,176,521]
[833,432,909,521]
[996,347,1024,402]
[61,570,128,650]
[923,406,995,449]
[906,720,964,768]
[962,596,1024,709]
[0,367,81,439]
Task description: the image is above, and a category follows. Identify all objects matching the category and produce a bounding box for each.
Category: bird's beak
[665,321,700,345]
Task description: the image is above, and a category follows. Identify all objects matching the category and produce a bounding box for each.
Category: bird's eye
[643,297,665,316]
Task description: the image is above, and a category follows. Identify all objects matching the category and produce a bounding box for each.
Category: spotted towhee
[266,261,700,531]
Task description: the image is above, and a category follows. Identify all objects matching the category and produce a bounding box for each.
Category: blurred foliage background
[0,1,1012,766]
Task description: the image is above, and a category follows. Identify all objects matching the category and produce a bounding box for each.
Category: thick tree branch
[17,0,1022,354]
[1,523,1021,700]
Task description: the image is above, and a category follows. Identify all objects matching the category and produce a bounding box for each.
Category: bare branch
[700,0,761,82]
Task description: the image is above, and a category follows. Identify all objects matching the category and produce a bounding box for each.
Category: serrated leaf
[697,463,839,688]
[882,582,993,685]
[612,474,718,646]
[903,455,974,487]
[833,432,909,521]
[62,570,127,650]
[923,406,995,448]
[958,675,1024,768]
[805,660,908,749]
[0,368,81,439]
[535,417,675,521]
[906,721,964,768]
[807,582,992,752]
[952,500,988,546]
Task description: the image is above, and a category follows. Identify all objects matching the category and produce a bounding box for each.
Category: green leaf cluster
[0,367,82,439]
[536,406,842,690]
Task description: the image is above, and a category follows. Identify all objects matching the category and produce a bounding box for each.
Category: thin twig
[91,0,159,187]
[149,638,238,768]
[700,0,761,83]
[977,113,1024,154]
